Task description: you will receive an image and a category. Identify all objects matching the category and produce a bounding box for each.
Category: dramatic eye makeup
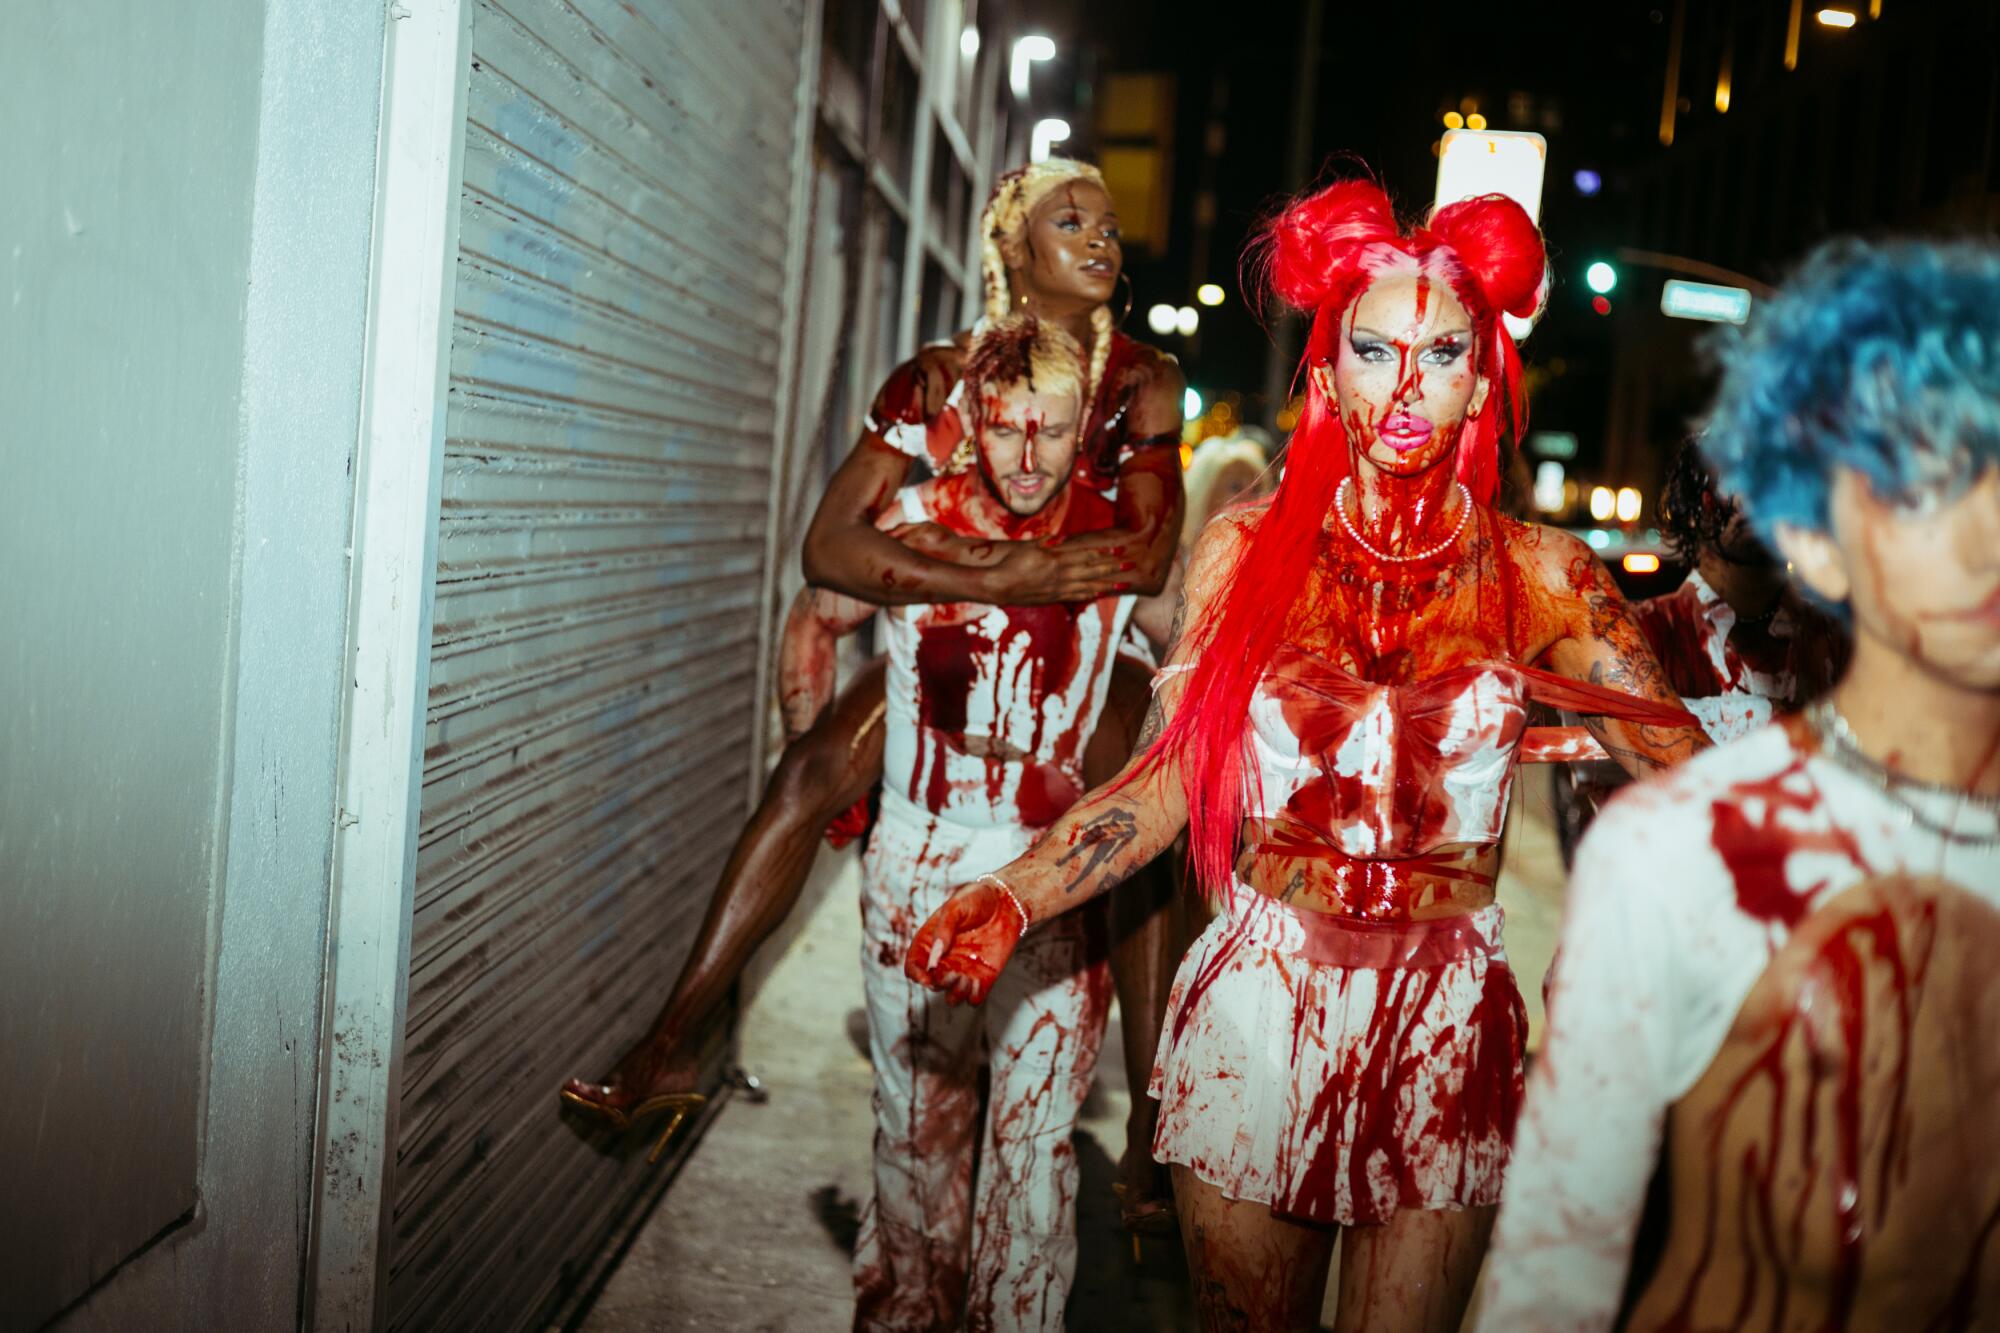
[1422,336,1469,365]
[1346,331,1471,366]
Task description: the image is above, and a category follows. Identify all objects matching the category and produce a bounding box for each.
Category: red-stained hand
[904,883,1027,1006]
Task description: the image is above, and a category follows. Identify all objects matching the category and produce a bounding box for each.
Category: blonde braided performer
[947,159,1117,473]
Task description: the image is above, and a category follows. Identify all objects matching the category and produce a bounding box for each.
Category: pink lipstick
[1377,413,1435,454]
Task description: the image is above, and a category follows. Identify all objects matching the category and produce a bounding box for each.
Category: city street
[581,770,1572,1330]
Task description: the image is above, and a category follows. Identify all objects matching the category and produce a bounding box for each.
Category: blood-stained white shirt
[880,483,1135,834]
[1478,720,2000,1332]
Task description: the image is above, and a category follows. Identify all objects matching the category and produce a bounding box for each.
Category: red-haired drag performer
[905,178,1709,1331]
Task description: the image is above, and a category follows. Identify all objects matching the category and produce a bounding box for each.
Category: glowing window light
[1816,7,1857,27]
[1196,283,1225,307]
[1175,305,1199,336]
[1615,486,1643,523]
[1622,552,1662,574]
[1589,486,1616,522]
[1030,118,1070,164]
[1146,303,1177,335]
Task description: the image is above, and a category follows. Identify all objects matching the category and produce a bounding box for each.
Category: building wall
[2,3,386,1328]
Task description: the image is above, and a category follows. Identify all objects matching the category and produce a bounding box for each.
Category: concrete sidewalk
[581,771,1569,1331]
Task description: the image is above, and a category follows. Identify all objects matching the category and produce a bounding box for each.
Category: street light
[1010,35,1055,98]
[1146,304,1177,336]
[1030,118,1070,164]
[1196,283,1224,307]
[1175,306,1199,336]
[1589,486,1616,522]
[1615,487,1643,523]
[1585,261,1619,295]
[1184,387,1203,420]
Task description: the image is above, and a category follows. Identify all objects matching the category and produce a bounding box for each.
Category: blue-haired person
[1481,237,2000,1331]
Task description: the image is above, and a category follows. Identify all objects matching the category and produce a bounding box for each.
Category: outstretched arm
[776,586,878,740]
[904,513,1250,1005]
[1536,532,1710,777]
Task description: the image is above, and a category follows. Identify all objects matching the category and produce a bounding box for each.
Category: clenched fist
[903,882,1027,1006]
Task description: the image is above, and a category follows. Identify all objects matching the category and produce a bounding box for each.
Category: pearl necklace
[1334,477,1472,564]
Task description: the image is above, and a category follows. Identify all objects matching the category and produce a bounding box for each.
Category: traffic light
[1584,261,1618,295]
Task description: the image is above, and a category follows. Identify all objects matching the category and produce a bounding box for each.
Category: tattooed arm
[905,513,1252,1005]
[1528,526,1711,778]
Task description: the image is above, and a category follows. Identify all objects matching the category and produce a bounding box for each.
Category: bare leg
[1173,1166,1338,1332]
[560,658,888,1117]
[1332,1203,1494,1333]
[1089,655,1181,1228]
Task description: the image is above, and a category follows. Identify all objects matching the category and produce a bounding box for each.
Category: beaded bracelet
[976,873,1032,931]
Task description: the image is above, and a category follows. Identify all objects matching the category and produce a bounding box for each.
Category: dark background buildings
[1018,0,2000,521]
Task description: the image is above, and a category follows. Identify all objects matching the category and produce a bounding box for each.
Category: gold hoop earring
[1112,272,1134,328]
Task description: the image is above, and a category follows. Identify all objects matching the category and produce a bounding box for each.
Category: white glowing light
[1196,283,1225,307]
[1533,460,1566,514]
[1585,529,1611,550]
[1175,305,1199,336]
[1010,35,1055,98]
[1146,303,1178,335]
[1030,118,1071,164]
[1615,486,1643,523]
[1815,7,1857,28]
[1585,261,1618,295]
[1589,486,1616,522]
[1184,387,1203,420]
[1623,552,1662,574]
[960,26,980,58]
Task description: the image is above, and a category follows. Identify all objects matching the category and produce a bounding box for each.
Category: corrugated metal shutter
[387,2,808,1326]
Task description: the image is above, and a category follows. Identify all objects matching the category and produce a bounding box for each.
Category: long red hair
[1155,178,1547,892]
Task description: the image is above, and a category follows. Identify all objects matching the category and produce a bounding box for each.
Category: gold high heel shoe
[559,1087,707,1164]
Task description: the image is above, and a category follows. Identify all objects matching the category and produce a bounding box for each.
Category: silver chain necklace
[1805,697,2000,845]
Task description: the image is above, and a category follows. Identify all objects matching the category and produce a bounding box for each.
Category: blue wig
[1701,237,2000,550]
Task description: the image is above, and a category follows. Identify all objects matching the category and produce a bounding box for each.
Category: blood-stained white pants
[852,790,1110,1333]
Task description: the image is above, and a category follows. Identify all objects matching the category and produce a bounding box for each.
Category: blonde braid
[1081,303,1115,441]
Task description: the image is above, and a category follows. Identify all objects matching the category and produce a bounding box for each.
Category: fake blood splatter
[1708,757,1868,929]
[1651,900,1927,1332]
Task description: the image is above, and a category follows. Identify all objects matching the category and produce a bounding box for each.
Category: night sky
[1031,0,1682,462]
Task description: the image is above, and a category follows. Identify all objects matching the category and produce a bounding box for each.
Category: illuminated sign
[1436,130,1549,342]
[1661,279,1753,324]
[1434,130,1548,222]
